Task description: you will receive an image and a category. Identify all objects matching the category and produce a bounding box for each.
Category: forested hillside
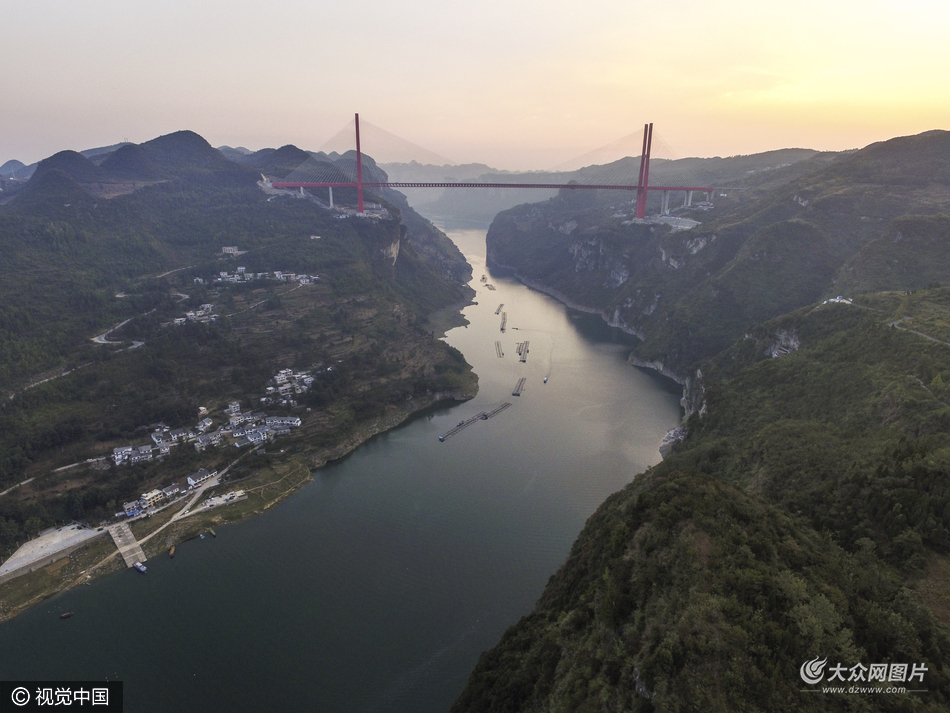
[453,291,950,712]
[486,131,950,379]
[0,131,475,564]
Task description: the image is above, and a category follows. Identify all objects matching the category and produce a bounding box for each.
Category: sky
[2,0,948,170]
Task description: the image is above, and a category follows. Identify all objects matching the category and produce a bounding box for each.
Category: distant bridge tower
[634,123,653,219]
[355,113,364,214]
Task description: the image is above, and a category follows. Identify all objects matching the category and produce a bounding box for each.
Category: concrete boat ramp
[108,523,147,568]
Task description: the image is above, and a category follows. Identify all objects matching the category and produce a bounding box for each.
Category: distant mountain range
[3,139,833,225]
[0,142,132,179]
[483,130,950,380]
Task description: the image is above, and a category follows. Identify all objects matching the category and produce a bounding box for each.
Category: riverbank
[424,287,477,339]
[0,352,478,624]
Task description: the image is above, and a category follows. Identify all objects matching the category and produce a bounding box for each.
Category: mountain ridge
[484,129,950,381]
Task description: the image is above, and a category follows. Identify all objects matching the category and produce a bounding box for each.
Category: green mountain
[137,130,244,176]
[832,215,950,295]
[485,130,950,381]
[453,290,950,713]
[32,150,107,184]
[9,168,101,215]
[98,143,166,180]
[0,160,27,178]
[237,144,312,178]
[216,145,253,161]
[0,130,474,564]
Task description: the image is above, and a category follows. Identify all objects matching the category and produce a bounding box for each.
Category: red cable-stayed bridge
[272,114,715,217]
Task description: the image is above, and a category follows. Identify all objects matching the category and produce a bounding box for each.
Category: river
[0,229,682,712]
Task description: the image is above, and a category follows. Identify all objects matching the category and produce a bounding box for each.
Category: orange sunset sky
[2,0,947,169]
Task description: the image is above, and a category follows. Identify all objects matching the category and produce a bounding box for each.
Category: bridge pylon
[355,113,364,214]
[634,123,653,219]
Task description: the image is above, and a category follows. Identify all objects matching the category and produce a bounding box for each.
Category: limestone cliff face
[382,188,472,284]
[486,203,727,411]
[381,236,400,265]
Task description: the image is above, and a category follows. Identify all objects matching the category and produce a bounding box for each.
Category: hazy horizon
[2,0,947,171]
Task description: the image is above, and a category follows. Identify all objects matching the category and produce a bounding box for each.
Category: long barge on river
[438,402,513,442]
[512,378,527,396]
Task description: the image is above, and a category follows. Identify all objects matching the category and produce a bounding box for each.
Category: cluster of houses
[221,399,302,449]
[192,267,321,286]
[173,303,217,326]
[111,401,304,467]
[122,467,217,517]
[261,368,315,407]
[111,416,219,466]
[111,398,304,517]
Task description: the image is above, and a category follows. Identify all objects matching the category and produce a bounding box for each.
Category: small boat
[200,534,205,540]
[169,546,176,558]
[209,529,217,538]
[133,562,147,573]
[60,612,74,619]
[544,376,548,383]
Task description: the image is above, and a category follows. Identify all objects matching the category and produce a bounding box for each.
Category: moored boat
[169,545,176,558]
[209,528,217,537]
[133,562,147,573]
[60,612,74,619]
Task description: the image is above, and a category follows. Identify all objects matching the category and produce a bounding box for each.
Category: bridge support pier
[328,186,333,208]
[661,190,670,215]
[683,190,693,208]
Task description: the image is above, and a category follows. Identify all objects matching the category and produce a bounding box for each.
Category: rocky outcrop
[765,328,800,357]
[382,188,472,284]
[381,237,400,265]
